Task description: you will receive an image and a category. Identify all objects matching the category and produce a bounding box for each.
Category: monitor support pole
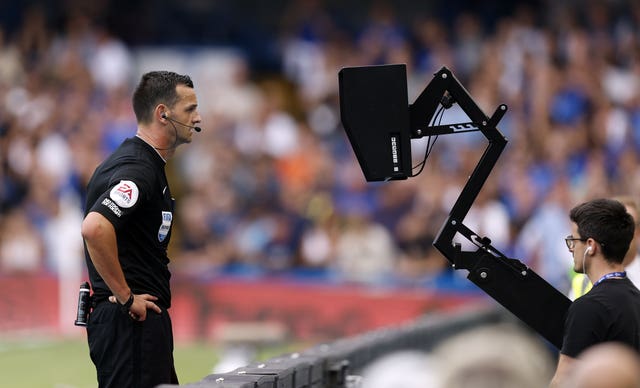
[411,67,571,349]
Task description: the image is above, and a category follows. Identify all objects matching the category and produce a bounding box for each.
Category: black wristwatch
[120,293,134,314]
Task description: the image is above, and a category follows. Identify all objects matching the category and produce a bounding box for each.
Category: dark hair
[132,71,194,124]
[569,198,635,263]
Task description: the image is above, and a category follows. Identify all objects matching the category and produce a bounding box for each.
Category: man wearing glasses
[569,196,640,299]
[550,198,640,387]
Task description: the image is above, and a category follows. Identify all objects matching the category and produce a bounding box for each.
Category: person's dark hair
[132,71,194,124]
[569,198,635,263]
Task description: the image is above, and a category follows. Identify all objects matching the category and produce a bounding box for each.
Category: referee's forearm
[82,211,131,303]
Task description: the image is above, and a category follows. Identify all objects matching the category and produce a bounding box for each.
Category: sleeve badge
[109,180,139,209]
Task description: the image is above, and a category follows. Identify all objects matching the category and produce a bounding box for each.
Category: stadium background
[1,0,640,386]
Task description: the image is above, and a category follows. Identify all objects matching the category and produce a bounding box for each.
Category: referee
[81,71,201,388]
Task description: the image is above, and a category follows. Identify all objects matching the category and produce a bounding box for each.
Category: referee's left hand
[109,293,162,321]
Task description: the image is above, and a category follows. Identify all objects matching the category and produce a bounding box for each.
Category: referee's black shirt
[84,136,174,309]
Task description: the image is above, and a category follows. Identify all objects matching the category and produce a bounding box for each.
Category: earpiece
[582,246,592,277]
[161,112,167,119]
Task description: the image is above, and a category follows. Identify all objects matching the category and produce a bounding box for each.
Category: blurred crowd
[361,322,640,388]
[2,0,640,294]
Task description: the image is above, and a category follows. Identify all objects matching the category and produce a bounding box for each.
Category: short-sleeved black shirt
[84,136,174,308]
[561,277,640,357]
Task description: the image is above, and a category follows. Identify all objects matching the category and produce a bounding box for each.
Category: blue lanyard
[592,271,627,287]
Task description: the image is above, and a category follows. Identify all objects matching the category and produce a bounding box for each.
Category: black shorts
[87,302,178,388]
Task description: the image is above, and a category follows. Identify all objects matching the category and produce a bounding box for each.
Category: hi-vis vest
[570,273,592,300]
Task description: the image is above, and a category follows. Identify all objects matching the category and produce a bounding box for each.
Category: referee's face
[171,84,201,144]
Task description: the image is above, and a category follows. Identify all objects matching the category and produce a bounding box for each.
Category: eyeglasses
[565,235,587,250]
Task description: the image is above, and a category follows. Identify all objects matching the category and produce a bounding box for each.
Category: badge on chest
[158,211,173,242]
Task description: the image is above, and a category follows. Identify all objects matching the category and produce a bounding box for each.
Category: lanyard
[592,271,627,287]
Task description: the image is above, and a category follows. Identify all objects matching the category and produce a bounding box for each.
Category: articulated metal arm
[411,67,571,348]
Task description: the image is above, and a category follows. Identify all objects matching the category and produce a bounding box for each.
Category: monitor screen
[338,64,412,181]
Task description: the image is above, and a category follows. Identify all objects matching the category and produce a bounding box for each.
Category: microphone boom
[163,114,201,132]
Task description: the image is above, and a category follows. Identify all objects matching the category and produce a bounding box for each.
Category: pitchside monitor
[339,64,412,181]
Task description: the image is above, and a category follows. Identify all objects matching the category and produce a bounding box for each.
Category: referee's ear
[156,104,169,122]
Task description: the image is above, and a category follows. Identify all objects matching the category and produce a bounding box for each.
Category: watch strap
[120,293,134,314]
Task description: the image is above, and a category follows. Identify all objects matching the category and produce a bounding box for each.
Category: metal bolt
[416,129,422,136]
[451,220,457,225]
[521,270,527,276]
[482,120,487,126]
[501,105,506,110]
[480,271,488,279]
[442,73,447,79]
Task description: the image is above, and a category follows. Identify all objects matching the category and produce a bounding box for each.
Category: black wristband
[120,293,134,314]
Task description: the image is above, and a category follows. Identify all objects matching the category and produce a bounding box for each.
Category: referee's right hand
[108,293,162,321]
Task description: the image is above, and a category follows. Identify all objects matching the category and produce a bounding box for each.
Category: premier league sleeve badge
[110,180,139,208]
